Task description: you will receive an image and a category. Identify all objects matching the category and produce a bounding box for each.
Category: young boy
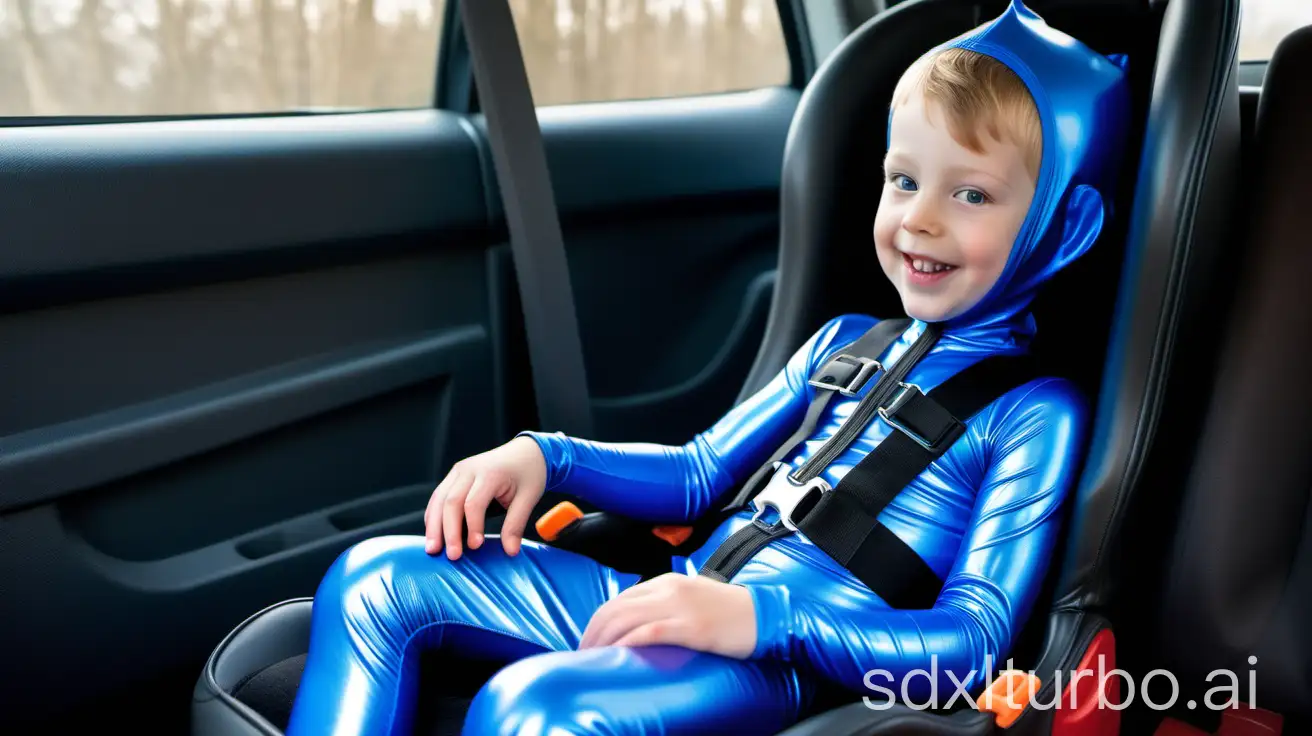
[286,3,1130,734]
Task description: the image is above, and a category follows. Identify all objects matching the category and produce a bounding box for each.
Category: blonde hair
[892,47,1043,180]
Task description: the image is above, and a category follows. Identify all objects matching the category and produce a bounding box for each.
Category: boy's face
[874,91,1037,323]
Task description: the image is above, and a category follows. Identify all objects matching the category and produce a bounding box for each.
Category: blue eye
[891,174,917,191]
[955,189,988,205]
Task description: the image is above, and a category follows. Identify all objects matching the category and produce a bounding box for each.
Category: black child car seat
[190,0,1242,734]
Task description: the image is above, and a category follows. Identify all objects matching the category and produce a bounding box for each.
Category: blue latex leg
[462,644,814,736]
[284,534,642,736]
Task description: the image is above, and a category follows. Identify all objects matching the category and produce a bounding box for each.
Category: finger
[579,598,625,649]
[498,487,533,556]
[463,474,493,550]
[579,577,678,648]
[611,575,668,602]
[443,472,474,560]
[613,619,681,649]
[581,599,651,650]
[424,475,454,554]
[578,603,615,650]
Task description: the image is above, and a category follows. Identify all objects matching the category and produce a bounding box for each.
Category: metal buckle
[877,382,935,450]
[807,354,881,397]
[749,462,831,531]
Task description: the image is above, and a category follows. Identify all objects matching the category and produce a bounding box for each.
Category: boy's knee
[463,654,610,736]
[316,535,425,597]
[312,535,450,652]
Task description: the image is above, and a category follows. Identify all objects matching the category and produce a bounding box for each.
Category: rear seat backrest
[1149,24,1312,723]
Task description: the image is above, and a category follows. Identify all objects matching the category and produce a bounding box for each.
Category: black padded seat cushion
[231,651,506,736]
[230,654,307,733]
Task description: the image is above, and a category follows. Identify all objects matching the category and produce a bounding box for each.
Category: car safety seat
[190,0,1242,734]
[1108,25,1312,736]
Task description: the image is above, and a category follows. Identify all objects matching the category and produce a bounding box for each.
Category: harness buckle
[749,462,831,531]
[808,354,881,397]
[878,381,936,450]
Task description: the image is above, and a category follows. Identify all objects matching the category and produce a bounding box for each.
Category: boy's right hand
[424,436,548,560]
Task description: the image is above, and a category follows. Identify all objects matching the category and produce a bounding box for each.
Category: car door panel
[0,84,798,728]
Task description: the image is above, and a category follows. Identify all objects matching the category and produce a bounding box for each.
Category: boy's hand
[424,436,548,560]
[577,573,758,659]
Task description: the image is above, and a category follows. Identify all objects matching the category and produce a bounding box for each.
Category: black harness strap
[701,343,1042,610]
[700,320,939,579]
[796,354,1041,608]
[722,318,911,514]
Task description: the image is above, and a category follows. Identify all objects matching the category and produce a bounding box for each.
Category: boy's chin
[899,296,959,324]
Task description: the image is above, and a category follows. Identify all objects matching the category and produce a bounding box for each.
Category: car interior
[0,0,1304,734]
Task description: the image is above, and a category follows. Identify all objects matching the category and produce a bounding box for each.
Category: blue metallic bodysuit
[285,3,1131,734]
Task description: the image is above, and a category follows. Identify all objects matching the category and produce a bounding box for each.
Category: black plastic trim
[0,110,486,282]
[0,326,485,514]
[779,0,819,86]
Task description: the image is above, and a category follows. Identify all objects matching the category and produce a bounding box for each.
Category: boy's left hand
[578,573,757,658]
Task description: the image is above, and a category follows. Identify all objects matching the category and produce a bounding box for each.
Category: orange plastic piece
[652,525,694,546]
[978,669,1041,728]
[535,501,584,542]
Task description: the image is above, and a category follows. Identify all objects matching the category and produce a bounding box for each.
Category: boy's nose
[901,198,942,237]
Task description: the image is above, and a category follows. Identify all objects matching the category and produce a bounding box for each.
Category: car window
[0,0,446,117]
[0,0,791,118]
[509,0,792,106]
[1240,0,1312,61]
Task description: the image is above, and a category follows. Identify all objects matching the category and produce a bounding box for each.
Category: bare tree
[0,0,806,116]
[11,0,62,114]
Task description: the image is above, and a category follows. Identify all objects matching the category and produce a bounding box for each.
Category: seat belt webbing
[796,354,1041,608]
[458,0,594,436]
[702,347,1040,609]
[721,318,912,513]
[699,321,941,577]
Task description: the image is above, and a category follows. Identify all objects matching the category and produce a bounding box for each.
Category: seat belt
[698,320,941,578]
[724,318,912,512]
[655,318,912,553]
[458,0,594,436]
[700,339,1041,609]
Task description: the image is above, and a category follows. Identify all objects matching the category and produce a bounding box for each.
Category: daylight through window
[1239,0,1312,62]
[0,0,791,117]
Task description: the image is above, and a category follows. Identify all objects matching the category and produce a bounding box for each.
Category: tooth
[913,259,924,272]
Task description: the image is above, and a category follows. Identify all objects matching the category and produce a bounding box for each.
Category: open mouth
[902,252,958,284]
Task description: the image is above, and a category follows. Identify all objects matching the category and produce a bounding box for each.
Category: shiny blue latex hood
[902,0,1132,337]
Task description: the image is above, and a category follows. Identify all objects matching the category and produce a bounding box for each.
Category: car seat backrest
[740,0,1242,619]
[1141,25,1312,721]
[1047,0,1242,610]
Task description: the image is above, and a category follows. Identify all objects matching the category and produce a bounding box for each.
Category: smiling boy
[285,3,1131,735]
[878,47,1042,323]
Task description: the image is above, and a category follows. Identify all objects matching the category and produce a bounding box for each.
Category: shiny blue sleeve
[517,317,852,524]
[746,378,1087,696]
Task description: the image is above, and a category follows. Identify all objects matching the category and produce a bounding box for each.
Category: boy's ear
[1010,184,1106,296]
[1044,184,1106,276]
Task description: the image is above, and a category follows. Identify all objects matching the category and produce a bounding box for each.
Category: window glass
[508,0,792,106]
[0,0,444,116]
[1240,0,1312,61]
